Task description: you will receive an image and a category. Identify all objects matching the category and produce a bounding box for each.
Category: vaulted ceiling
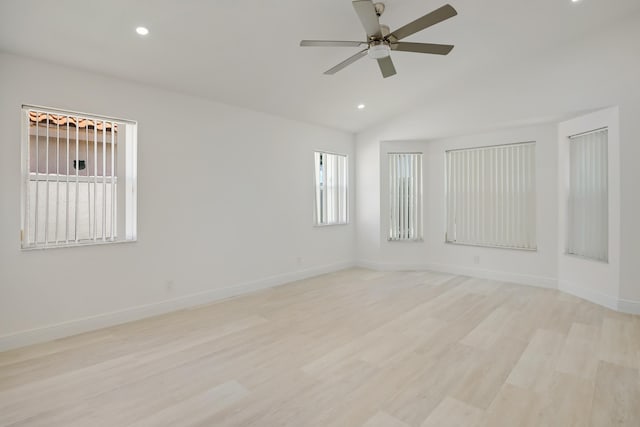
[1,0,639,132]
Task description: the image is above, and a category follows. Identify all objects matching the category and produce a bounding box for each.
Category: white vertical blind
[567,129,608,262]
[446,142,536,249]
[314,151,348,225]
[389,153,422,241]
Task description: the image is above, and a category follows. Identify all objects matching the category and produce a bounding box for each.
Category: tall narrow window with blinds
[21,106,138,249]
[446,142,536,250]
[567,129,608,262]
[389,153,422,241]
[314,151,348,225]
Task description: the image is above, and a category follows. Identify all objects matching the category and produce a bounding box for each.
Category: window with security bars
[21,106,137,249]
[388,153,423,241]
[445,142,536,250]
[567,128,608,262]
[314,151,348,225]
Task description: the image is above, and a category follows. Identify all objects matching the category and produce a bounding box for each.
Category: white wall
[0,53,356,350]
[619,84,640,304]
[2,13,640,351]
[356,14,640,307]
[557,108,621,310]
[363,125,557,288]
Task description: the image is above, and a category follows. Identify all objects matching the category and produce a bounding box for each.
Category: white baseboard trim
[557,280,619,312]
[617,298,640,315]
[0,261,355,353]
[359,259,640,314]
[357,260,558,289]
[558,280,640,315]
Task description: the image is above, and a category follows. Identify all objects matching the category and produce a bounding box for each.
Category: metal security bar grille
[21,106,138,249]
[567,128,608,262]
[314,151,348,225]
[389,153,423,241]
[446,142,537,250]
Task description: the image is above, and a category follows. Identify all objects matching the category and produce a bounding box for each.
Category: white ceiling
[1,0,639,133]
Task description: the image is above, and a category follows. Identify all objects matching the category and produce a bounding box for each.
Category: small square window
[21,106,138,249]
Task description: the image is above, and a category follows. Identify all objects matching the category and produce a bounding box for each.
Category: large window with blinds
[567,128,608,262]
[314,151,348,226]
[21,105,137,249]
[388,153,422,241]
[446,142,536,250]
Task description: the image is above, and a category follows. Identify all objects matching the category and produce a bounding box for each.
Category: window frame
[313,150,349,227]
[20,104,138,250]
[565,127,609,263]
[445,141,537,251]
[388,152,423,242]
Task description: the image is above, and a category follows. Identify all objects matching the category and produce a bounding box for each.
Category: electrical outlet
[165,279,175,292]
[473,255,480,265]
[296,257,303,266]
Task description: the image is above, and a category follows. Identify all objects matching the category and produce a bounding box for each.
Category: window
[388,153,422,241]
[21,105,137,249]
[446,142,536,250]
[567,128,608,262]
[314,151,348,225]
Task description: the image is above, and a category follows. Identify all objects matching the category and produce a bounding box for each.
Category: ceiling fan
[300,1,457,78]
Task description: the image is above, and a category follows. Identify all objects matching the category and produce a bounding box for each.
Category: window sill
[445,241,537,252]
[21,239,137,251]
[563,252,609,264]
[314,222,349,228]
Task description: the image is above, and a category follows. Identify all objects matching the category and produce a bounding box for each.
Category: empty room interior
[1,0,640,426]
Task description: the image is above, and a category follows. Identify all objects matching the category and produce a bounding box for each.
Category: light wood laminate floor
[1,269,639,426]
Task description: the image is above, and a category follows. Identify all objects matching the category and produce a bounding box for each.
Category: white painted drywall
[356,15,640,305]
[618,91,640,304]
[0,53,356,349]
[368,125,558,288]
[2,12,639,351]
[557,108,621,310]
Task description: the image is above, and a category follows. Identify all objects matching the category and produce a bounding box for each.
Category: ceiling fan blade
[352,0,382,39]
[324,49,369,75]
[300,40,367,47]
[377,56,397,78]
[391,42,454,55]
[388,4,457,42]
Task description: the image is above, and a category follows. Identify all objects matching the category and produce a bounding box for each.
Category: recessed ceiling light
[571,0,581,3]
[136,26,149,36]
[357,104,366,110]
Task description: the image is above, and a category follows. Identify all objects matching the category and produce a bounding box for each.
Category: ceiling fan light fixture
[367,43,391,59]
[300,2,457,78]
